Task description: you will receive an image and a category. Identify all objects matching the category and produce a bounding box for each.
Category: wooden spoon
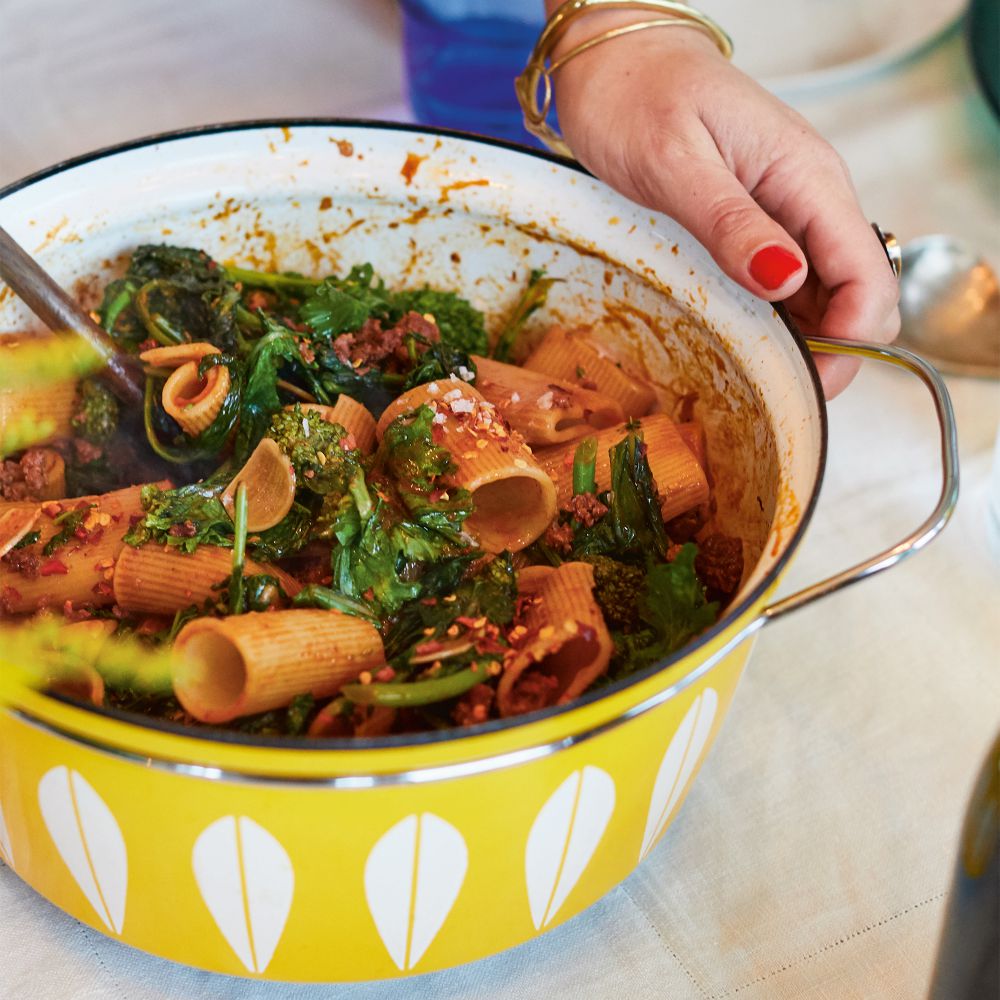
[0,224,144,405]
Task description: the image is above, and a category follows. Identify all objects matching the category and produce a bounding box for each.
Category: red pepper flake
[39,558,69,576]
[91,581,114,598]
[374,665,396,682]
[363,588,375,601]
[420,597,438,606]
[41,502,62,519]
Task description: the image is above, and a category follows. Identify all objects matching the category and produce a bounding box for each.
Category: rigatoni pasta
[173,609,384,723]
[377,379,558,553]
[0,482,167,614]
[523,326,657,419]
[113,543,300,615]
[497,562,613,717]
[0,340,79,445]
[537,414,710,522]
[470,355,624,445]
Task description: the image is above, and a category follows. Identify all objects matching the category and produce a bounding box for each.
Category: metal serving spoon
[898,234,1000,378]
[0,224,144,405]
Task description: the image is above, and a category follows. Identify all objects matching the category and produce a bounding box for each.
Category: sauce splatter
[401,152,427,186]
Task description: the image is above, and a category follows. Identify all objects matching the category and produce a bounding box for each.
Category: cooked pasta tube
[173,609,385,723]
[523,326,657,419]
[113,543,301,615]
[497,562,613,717]
[0,482,167,615]
[221,438,296,532]
[537,414,710,522]
[376,379,558,553]
[0,506,40,557]
[139,342,221,368]
[286,397,378,455]
[160,359,231,436]
[48,620,117,706]
[677,421,708,475]
[327,396,378,454]
[470,355,624,445]
[0,367,79,445]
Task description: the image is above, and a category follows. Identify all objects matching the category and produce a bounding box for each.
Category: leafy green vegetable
[321,405,476,616]
[43,504,95,556]
[125,482,233,553]
[232,692,316,736]
[582,554,646,633]
[392,287,487,355]
[9,530,41,551]
[299,264,393,339]
[71,379,120,445]
[380,404,456,495]
[249,503,313,561]
[267,404,361,496]
[298,263,488,355]
[324,468,471,615]
[234,316,317,462]
[401,342,476,392]
[573,433,669,559]
[384,553,517,660]
[612,545,719,672]
[492,268,559,363]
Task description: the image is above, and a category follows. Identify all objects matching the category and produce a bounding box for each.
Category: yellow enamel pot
[0,122,958,983]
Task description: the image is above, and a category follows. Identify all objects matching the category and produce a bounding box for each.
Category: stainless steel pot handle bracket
[760,336,960,623]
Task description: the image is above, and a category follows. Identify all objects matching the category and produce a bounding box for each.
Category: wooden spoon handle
[0,225,144,406]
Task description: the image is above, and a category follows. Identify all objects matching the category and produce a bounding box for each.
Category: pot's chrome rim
[0,118,828,756]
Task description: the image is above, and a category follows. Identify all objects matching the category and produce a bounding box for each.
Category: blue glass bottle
[400,0,551,147]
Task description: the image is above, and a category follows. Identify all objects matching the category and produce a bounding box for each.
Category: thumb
[654,144,807,300]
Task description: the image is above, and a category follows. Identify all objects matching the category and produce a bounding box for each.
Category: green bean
[223,265,322,295]
[341,663,489,708]
[228,483,248,615]
[572,436,598,496]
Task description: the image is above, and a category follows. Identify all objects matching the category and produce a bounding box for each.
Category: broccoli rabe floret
[582,554,646,633]
[70,379,119,445]
[267,403,361,496]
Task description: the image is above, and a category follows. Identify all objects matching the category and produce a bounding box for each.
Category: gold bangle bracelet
[515,0,734,158]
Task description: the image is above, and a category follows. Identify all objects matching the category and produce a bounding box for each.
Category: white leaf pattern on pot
[37,766,127,934]
[0,799,13,869]
[192,816,294,975]
[525,766,615,931]
[364,813,468,971]
[639,687,718,862]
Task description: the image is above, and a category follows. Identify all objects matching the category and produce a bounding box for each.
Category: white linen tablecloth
[1,3,998,998]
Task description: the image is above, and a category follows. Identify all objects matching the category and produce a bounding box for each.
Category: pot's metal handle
[760,336,959,624]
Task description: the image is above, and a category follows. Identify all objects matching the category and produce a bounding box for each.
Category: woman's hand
[548,14,900,397]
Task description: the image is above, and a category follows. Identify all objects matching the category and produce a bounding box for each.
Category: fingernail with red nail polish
[749,245,802,291]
